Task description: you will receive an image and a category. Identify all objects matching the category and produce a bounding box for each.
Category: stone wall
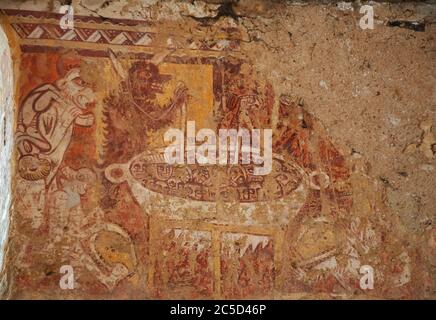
[0,22,13,284]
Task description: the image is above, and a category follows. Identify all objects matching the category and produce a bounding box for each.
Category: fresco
[0,9,425,299]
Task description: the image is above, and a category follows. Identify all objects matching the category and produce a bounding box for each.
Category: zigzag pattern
[11,23,154,46]
[11,22,240,51]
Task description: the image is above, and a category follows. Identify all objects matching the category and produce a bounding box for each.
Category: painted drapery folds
[0,8,431,299]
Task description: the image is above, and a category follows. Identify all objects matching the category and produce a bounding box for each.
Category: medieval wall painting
[1,9,421,299]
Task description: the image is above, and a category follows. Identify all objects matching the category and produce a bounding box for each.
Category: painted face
[58,69,96,109]
[73,80,95,109]
[18,155,51,181]
[128,62,170,104]
[69,78,95,109]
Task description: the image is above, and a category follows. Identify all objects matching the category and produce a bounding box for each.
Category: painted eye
[138,71,152,79]
[73,78,84,86]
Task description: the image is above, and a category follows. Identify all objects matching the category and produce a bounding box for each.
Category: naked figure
[16,68,95,186]
[14,64,96,228]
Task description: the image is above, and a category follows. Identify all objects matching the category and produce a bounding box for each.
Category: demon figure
[103,51,188,164]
